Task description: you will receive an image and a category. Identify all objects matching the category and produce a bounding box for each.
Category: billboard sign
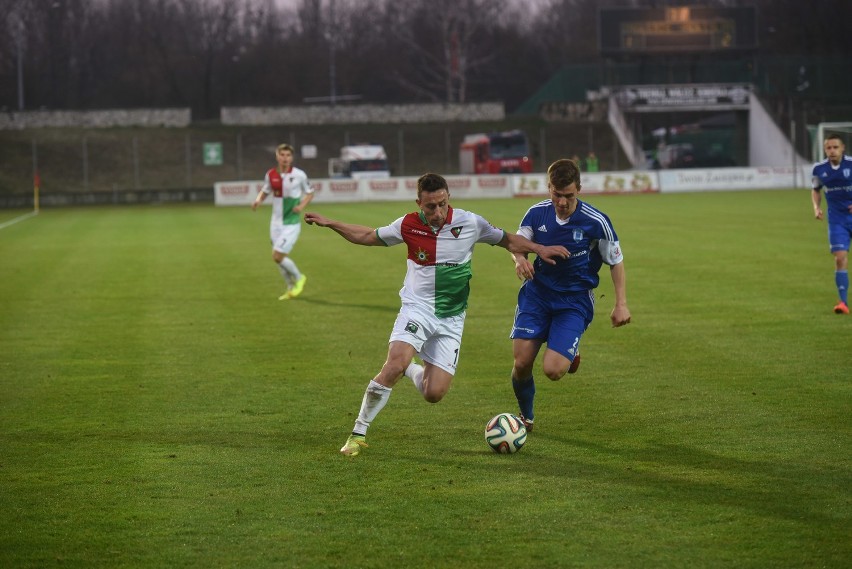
[599,6,757,54]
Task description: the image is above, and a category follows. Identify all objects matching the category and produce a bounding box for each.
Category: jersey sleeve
[474,213,505,245]
[811,163,823,191]
[598,239,624,265]
[261,171,272,195]
[300,170,315,195]
[375,216,404,247]
[516,225,534,241]
[517,207,536,235]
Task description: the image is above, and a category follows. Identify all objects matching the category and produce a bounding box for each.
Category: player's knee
[423,383,449,403]
[423,391,444,404]
[386,363,406,381]
[513,359,535,378]
[543,367,566,381]
[421,376,449,403]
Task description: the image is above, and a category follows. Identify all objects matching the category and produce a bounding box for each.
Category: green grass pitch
[0,190,849,568]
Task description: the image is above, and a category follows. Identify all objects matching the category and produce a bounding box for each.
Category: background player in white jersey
[509,158,632,432]
[304,173,569,456]
[811,133,852,314]
[252,143,314,300]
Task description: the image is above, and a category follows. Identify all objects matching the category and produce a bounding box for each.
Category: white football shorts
[271,223,301,254]
[389,303,466,375]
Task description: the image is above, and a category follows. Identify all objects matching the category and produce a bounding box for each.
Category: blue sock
[837,270,849,304]
[512,376,536,420]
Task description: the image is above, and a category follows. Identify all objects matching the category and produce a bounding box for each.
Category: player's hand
[304,212,328,226]
[814,207,823,220]
[537,245,570,265]
[514,257,535,281]
[611,305,631,327]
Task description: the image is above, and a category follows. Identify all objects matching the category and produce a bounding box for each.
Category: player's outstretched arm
[501,232,569,265]
[304,212,381,246]
[609,262,631,327]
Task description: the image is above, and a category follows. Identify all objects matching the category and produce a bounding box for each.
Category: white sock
[405,361,425,395]
[353,380,392,435]
[277,263,293,286]
[278,257,301,284]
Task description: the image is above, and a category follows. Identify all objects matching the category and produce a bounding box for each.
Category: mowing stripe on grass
[0,211,37,230]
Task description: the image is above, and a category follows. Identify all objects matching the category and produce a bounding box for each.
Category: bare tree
[1,0,32,110]
[386,0,508,103]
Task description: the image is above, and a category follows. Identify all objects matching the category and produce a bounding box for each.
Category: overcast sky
[274,0,547,9]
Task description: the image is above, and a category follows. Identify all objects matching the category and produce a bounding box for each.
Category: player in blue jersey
[305,173,569,457]
[811,133,852,314]
[508,158,632,432]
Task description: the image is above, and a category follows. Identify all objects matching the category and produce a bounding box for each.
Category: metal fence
[0,122,623,207]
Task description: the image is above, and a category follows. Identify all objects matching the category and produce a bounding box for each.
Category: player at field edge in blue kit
[811,133,852,314]
[509,158,632,432]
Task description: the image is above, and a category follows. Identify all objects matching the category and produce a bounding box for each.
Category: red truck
[459,129,533,174]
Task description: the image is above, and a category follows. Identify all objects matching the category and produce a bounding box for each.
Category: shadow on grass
[512,434,850,527]
[293,296,399,313]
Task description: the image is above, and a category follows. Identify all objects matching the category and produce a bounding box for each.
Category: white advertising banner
[215,175,513,205]
[311,179,364,203]
[444,175,513,199]
[215,167,801,206]
[512,171,661,197]
[658,167,803,193]
[214,180,265,206]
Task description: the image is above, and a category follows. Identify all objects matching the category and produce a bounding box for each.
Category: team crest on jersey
[573,228,584,242]
[415,248,429,262]
[405,321,419,334]
[451,226,463,238]
[844,168,851,178]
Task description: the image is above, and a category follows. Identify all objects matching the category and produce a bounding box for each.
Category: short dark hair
[416,173,448,197]
[547,158,582,191]
[824,133,845,144]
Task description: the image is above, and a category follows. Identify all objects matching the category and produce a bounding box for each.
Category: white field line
[0,211,38,231]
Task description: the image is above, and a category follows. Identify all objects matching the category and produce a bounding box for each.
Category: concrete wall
[220,103,505,125]
[0,109,192,130]
[748,93,809,171]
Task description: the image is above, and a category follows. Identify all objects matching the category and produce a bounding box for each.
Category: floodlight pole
[328,0,337,106]
[14,14,25,110]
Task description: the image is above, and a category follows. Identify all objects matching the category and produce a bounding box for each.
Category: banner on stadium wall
[215,167,802,205]
[214,175,512,205]
[214,180,265,206]
[658,166,803,192]
[512,171,661,197]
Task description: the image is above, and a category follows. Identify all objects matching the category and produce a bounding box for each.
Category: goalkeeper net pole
[33,171,40,214]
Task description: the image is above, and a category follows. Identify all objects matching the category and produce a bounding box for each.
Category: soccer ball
[484,413,527,454]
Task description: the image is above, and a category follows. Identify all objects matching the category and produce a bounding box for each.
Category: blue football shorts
[827,220,852,253]
[509,281,595,360]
